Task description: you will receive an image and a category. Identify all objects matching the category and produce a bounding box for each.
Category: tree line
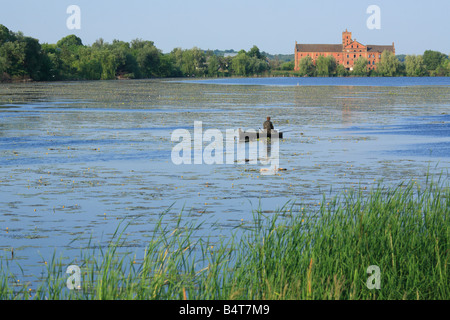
[0,25,269,82]
[1,24,449,82]
[277,50,450,77]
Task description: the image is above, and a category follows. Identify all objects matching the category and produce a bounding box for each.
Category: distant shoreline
[3,73,450,85]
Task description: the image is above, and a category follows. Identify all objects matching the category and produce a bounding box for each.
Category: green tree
[56,34,83,49]
[442,59,450,76]
[21,36,45,80]
[169,47,206,77]
[377,51,400,76]
[280,60,294,71]
[181,49,196,76]
[190,47,207,76]
[248,45,264,60]
[158,53,178,77]
[207,54,220,77]
[405,55,426,77]
[0,33,44,80]
[73,47,102,79]
[336,64,348,77]
[0,41,25,77]
[111,45,139,79]
[315,56,328,76]
[231,51,250,76]
[352,57,369,76]
[228,46,269,76]
[134,41,161,78]
[0,24,16,45]
[217,56,232,75]
[248,56,269,75]
[327,56,337,76]
[54,35,84,79]
[98,50,118,80]
[434,59,450,76]
[298,56,315,76]
[315,55,337,76]
[170,47,184,75]
[40,43,64,80]
[423,50,447,73]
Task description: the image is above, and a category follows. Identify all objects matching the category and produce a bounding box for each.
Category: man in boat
[263,117,274,132]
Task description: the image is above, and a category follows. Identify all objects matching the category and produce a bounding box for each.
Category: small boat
[238,128,283,142]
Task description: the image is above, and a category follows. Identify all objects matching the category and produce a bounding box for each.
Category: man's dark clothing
[263,120,274,132]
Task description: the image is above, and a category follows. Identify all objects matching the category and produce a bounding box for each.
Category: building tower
[342,29,352,47]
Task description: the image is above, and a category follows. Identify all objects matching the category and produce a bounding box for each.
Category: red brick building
[294,29,395,71]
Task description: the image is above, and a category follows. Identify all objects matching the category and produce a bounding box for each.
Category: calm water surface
[0,77,449,281]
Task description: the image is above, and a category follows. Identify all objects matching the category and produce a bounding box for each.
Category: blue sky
[1,0,449,55]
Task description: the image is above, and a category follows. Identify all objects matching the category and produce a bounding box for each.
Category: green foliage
[56,34,83,50]
[248,45,264,60]
[1,24,449,81]
[396,54,406,63]
[336,64,348,77]
[0,24,16,45]
[280,60,294,71]
[109,42,140,79]
[207,54,220,77]
[423,50,447,72]
[298,56,315,76]
[405,55,426,77]
[230,47,269,76]
[352,57,369,76]
[316,56,337,77]
[231,51,250,76]
[72,47,102,80]
[158,54,178,78]
[436,59,450,76]
[377,51,400,76]
[134,40,161,78]
[0,29,46,80]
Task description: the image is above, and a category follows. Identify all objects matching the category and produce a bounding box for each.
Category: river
[0,77,449,282]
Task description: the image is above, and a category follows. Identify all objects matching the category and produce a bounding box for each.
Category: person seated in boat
[263,117,274,132]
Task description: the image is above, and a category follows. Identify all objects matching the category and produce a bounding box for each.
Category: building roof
[296,43,343,53]
[366,45,395,52]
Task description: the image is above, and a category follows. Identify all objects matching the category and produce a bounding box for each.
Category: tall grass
[229,176,449,299]
[1,177,448,300]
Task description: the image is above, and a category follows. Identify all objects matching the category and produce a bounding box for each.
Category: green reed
[1,176,448,300]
